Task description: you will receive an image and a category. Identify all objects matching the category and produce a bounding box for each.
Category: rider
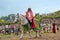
[26,8,36,29]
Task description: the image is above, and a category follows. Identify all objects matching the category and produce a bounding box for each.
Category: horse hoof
[20,38,23,40]
[29,37,31,39]
[29,37,32,39]
[34,36,38,38]
[39,35,42,37]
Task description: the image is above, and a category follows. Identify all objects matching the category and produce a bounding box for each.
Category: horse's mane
[19,14,28,25]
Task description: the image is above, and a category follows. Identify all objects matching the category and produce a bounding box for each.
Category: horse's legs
[35,31,38,38]
[20,30,23,40]
[38,30,42,37]
[33,28,38,38]
[28,31,32,38]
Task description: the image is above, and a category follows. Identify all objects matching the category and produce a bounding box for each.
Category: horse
[15,14,42,39]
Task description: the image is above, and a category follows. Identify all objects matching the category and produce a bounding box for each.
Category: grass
[0,33,15,39]
[0,30,60,40]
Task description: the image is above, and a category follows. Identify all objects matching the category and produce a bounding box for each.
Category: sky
[0,0,60,17]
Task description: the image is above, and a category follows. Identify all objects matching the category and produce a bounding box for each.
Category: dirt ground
[0,32,60,40]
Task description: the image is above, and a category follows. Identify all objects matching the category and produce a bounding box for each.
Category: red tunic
[26,11,33,22]
[26,11,36,29]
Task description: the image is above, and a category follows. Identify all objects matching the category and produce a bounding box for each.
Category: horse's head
[14,14,24,22]
[15,14,28,25]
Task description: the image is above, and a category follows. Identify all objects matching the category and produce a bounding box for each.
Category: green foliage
[35,13,41,21]
[0,10,60,25]
[0,14,15,22]
[8,14,15,21]
[0,16,9,21]
[47,11,60,19]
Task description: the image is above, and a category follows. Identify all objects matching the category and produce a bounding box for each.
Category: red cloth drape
[32,19,36,29]
[52,23,56,33]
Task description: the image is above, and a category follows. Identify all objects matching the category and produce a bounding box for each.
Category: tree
[8,14,15,22]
